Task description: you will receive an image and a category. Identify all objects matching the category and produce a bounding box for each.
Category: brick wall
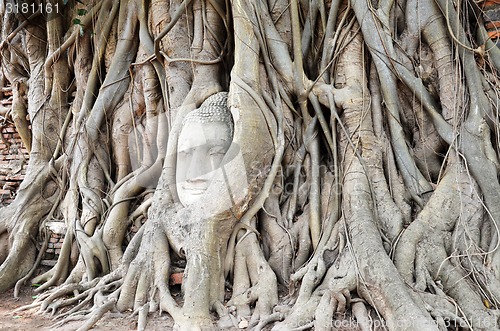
[0,90,66,266]
[0,92,29,205]
[42,222,67,267]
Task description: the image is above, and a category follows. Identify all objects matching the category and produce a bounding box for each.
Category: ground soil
[0,286,368,330]
[0,274,362,331]
[0,285,176,331]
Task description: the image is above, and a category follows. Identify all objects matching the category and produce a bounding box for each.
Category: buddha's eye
[208,146,226,156]
[177,149,192,157]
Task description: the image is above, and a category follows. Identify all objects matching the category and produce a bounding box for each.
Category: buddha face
[176,121,233,207]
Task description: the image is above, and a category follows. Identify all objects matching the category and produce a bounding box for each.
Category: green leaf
[72,18,81,25]
[12,316,22,319]
[77,9,87,16]
[31,283,41,287]
[31,295,38,299]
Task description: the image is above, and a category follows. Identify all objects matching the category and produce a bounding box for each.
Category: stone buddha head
[175,93,233,207]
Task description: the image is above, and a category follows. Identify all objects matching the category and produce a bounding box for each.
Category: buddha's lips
[181,182,208,194]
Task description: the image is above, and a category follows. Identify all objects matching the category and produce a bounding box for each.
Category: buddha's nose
[185,151,211,179]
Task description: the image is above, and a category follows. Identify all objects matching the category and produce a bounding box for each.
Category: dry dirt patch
[0,286,174,331]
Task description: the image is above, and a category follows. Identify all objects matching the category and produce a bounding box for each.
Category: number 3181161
[5,1,61,15]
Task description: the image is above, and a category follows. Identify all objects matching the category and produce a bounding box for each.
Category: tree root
[272,227,356,330]
[136,303,149,331]
[228,230,278,328]
[76,298,117,331]
[13,226,49,297]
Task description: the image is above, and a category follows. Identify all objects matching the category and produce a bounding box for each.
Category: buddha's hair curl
[182,92,233,137]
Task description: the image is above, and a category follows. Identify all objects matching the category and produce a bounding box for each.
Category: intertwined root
[268,220,356,331]
[227,230,278,328]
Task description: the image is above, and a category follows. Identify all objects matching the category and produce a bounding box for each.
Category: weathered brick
[41,260,57,267]
[169,273,184,285]
[6,175,23,180]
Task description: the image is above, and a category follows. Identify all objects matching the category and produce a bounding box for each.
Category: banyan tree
[1,0,500,330]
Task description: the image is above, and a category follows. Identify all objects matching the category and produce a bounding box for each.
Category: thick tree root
[227,231,278,328]
[272,243,356,330]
